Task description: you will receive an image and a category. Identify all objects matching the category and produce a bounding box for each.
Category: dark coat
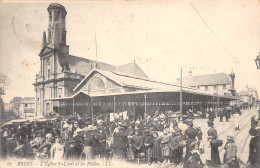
[112,130,128,150]
[143,135,153,149]
[248,136,260,166]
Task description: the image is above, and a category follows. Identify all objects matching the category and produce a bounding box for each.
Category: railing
[57,72,82,79]
[35,72,82,83]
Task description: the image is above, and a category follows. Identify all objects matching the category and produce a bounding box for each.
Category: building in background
[179,72,236,96]
[3,103,11,120]
[239,86,258,109]
[19,97,35,119]
[9,97,35,119]
[9,97,22,118]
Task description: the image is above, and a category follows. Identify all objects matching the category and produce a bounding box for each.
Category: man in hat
[223,107,229,122]
[170,130,180,165]
[132,128,144,161]
[223,136,239,168]
[143,129,153,164]
[96,127,106,159]
[219,108,224,122]
[208,109,216,122]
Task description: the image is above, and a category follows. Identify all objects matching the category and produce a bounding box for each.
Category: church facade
[33,3,149,116]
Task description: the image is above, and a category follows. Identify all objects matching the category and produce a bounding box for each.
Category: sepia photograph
[0,0,260,167]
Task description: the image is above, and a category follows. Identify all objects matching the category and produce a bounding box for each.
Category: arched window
[46,58,51,79]
[88,77,105,94]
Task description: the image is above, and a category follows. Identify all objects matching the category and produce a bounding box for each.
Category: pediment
[39,46,54,56]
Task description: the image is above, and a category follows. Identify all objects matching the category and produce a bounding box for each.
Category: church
[34,3,152,116]
[34,3,237,118]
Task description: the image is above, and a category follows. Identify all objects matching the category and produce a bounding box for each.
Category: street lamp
[255,52,260,69]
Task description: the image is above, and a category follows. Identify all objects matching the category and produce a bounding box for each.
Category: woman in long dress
[50,136,64,161]
[112,126,128,161]
[207,120,221,167]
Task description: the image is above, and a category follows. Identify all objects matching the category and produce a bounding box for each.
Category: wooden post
[192,96,194,113]
[180,67,183,116]
[72,98,75,116]
[91,98,94,120]
[114,96,116,118]
[58,101,59,115]
[145,94,147,115]
[217,83,219,114]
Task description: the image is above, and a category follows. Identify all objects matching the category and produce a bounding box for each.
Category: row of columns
[65,94,224,120]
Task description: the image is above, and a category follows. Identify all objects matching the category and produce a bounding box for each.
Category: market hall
[43,69,238,119]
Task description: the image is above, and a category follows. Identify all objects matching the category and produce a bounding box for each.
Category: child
[126,136,135,162]
[40,146,50,160]
[65,139,79,161]
[151,132,161,164]
[188,141,204,168]
[32,147,40,161]
[223,136,239,168]
[160,129,171,163]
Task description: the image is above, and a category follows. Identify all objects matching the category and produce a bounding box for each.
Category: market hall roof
[73,69,195,93]
[67,55,149,79]
[44,89,239,102]
[181,73,232,87]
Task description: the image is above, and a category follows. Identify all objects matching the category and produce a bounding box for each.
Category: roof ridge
[68,55,116,67]
[183,72,228,78]
[110,71,188,89]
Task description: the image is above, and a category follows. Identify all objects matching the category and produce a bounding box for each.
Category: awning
[43,89,238,102]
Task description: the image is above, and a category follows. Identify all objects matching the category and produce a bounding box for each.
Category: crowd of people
[0,107,259,168]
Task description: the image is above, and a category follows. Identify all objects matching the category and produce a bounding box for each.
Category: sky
[0,0,260,102]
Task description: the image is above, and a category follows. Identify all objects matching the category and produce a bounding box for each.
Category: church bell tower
[47,3,67,48]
